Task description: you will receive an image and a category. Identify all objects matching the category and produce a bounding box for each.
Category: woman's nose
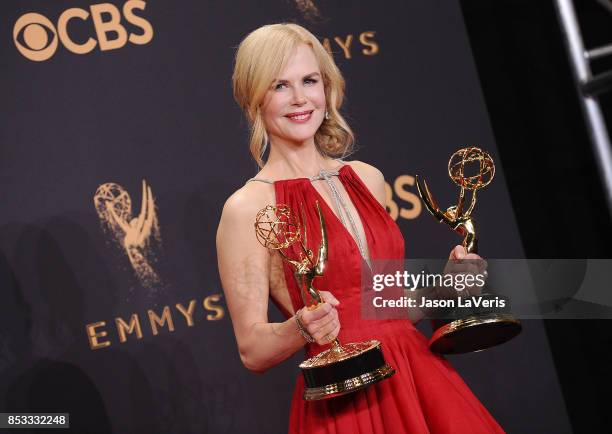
[291,88,307,105]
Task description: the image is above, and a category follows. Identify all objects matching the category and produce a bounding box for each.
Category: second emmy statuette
[254,202,395,400]
[416,146,521,354]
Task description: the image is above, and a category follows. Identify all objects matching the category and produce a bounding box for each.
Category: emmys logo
[87,181,227,351]
[94,180,162,289]
[13,0,153,62]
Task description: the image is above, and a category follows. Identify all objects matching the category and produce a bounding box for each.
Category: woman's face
[261,43,326,147]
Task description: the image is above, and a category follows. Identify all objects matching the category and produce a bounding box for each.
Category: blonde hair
[232,23,355,167]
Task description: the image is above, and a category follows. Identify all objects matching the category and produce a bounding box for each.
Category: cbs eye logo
[13,1,153,62]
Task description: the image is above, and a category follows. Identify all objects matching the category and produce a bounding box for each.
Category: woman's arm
[216,186,339,373]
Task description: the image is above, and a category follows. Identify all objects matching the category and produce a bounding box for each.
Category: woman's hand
[298,291,341,345]
[442,245,488,297]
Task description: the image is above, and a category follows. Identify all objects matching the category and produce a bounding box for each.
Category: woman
[216,23,504,434]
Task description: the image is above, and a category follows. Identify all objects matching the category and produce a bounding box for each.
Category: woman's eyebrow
[274,72,321,82]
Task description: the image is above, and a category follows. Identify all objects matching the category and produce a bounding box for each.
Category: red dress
[273,164,505,434]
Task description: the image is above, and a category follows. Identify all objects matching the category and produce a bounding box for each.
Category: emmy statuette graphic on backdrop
[254,202,395,400]
[416,146,521,354]
[94,179,162,289]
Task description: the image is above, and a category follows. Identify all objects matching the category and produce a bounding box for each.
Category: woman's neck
[264,139,339,179]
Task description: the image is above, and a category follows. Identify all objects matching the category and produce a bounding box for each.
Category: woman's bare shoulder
[220,181,276,226]
[343,160,386,206]
[344,160,385,186]
[344,160,384,180]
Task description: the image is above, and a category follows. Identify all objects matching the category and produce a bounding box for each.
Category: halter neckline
[246,164,348,185]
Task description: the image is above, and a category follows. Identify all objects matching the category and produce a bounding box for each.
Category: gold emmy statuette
[254,202,395,400]
[416,146,522,354]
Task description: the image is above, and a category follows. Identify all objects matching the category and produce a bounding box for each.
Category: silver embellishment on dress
[246,178,273,184]
[310,169,372,268]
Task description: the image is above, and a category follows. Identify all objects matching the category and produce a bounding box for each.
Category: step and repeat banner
[0,1,570,433]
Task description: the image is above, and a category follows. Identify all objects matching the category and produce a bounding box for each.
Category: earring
[325,110,330,120]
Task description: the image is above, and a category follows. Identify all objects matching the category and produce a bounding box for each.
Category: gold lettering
[395,175,422,220]
[385,182,399,220]
[334,35,353,59]
[175,300,197,326]
[359,31,379,56]
[123,0,154,45]
[115,314,143,343]
[148,306,175,335]
[86,321,111,350]
[87,295,226,350]
[203,294,225,321]
[58,8,97,54]
[90,3,128,51]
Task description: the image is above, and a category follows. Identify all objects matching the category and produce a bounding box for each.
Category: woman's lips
[285,110,313,123]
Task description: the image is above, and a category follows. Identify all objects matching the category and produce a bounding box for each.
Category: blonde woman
[216,23,503,434]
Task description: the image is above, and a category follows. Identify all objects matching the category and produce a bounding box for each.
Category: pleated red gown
[273,164,505,434]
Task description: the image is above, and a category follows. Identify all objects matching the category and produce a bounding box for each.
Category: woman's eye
[304,78,318,85]
[275,83,287,90]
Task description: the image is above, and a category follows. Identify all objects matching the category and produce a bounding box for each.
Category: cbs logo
[13,1,153,62]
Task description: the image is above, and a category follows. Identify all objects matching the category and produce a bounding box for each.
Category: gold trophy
[416,146,521,354]
[254,202,395,400]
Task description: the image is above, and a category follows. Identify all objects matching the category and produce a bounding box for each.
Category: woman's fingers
[301,303,336,328]
[305,307,338,332]
[442,247,489,297]
[319,290,340,306]
[444,254,487,275]
[298,292,341,345]
[300,303,340,344]
[318,321,341,345]
[311,312,340,344]
[448,245,487,269]
[449,245,466,259]
[301,302,332,323]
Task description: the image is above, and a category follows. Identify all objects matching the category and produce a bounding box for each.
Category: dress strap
[246,178,274,184]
